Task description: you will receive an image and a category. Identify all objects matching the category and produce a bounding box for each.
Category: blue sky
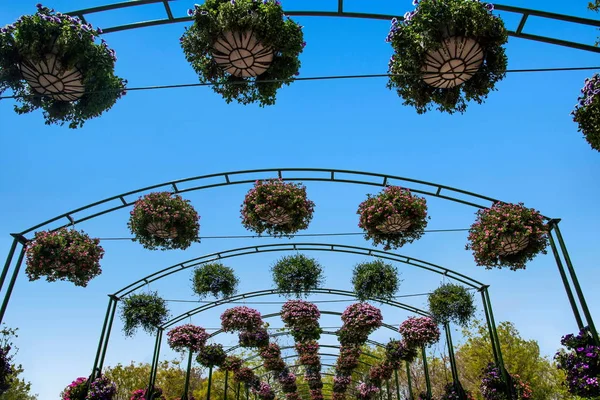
[1,0,599,398]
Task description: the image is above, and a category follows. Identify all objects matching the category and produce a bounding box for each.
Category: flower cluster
[128,192,200,251]
[466,202,549,271]
[234,367,257,385]
[305,370,323,390]
[221,356,244,372]
[241,179,315,236]
[356,382,380,400]
[167,324,209,353]
[281,300,322,341]
[181,0,304,106]
[252,382,275,400]
[332,393,345,400]
[333,375,352,393]
[385,339,418,367]
[335,345,362,374]
[352,260,400,301]
[386,0,508,114]
[440,383,474,400]
[61,377,88,400]
[310,389,324,400]
[25,228,104,287]
[196,344,227,368]
[480,363,532,400]
[238,328,270,348]
[555,329,600,398]
[130,387,165,400]
[192,262,239,299]
[119,292,170,337]
[221,306,263,332]
[357,187,429,250]
[0,4,126,128]
[398,317,440,348]
[368,362,394,385]
[271,254,325,298]
[0,346,12,395]
[278,371,297,392]
[427,283,476,327]
[572,74,600,152]
[286,393,301,400]
[87,375,117,400]
[341,303,383,334]
[259,343,286,372]
[297,340,321,369]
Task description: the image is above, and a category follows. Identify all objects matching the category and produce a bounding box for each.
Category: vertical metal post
[91,296,115,381]
[444,323,459,385]
[405,361,413,400]
[224,370,229,400]
[98,295,118,373]
[480,288,500,365]
[147,328,163,400]
[552,221,599,345]
[394,369,401,400]
[183,349,194,399]
[206,366,213,400]
[548,229,585,330]
[0,246,25,323]
[421,347,432,399]
[236,382,241,400]
[246,385,249,400]
[386,379,391,400]
[483,287,512,398]
[0,238,19,293]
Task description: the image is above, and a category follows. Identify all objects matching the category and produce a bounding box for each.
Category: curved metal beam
[64,1,600,53]
[114,243,485,300]
[242,343,383,366]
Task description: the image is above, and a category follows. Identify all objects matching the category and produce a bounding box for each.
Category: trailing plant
[357,186,429,250]
[341,303,383,335]
[351,260,400,301]
[572,74,600,152]
[130,387,165,400]
[128,192,200,251]
[0,345,13,395]
[271,254,325,298]
[427,283,476,327]
[166,324,209,353]
[332,393,345,400]
[277,371,297,393]
[0,4,126,128]
[440,383,474,400]
[398,317,441,348]
[368,362,394,385]
[25,228,104,287]
[466,202,549,271]
[241,179,315,237]
[221,306,263,332]
[87,374,117,400]
[333,375,351,393]
[259,343,286,371]
[120,292,170,337]
[335,345,362,374]
[310,389,324,400]
[181,0,304,106]
[191,262,239,299]
[238,328,270,348]
[234,367,257,385]
[221,356,244,372]
[286,393,301,400]
[356,382,379,400]
[385,339,418,367]
[281,300,321,328]
[480,363,532,400]
[305,370,323,390]
[61,377,88,400]
[555,328,600,398]
[386,0,508,114]
[337,327,369,347]
[252,382,275,400]
[197,344,227,368]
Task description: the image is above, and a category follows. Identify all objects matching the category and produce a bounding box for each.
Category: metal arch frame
[1,168,590,344]
[63,0,600,53]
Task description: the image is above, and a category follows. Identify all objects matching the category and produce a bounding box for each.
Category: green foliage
[180,0,304,106]
[427,284,476,327]
[0,325,37,400]
[197,344,227,368]
[120,292,170,337]
[0,5,125,128]
[192,263,239,299]
[351,260,400,301]
[271,254,325,298]
[386,0,508,114]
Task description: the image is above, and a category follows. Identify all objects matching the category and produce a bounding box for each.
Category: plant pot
[376,215,412,234]
[420,36,484,89]
[19,53,84,101]
[211,30,274,78]
[497,234,529,256]
[146,221,178,239]
[259,209,292,226]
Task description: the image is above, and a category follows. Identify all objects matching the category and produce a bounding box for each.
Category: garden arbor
[1,168,597,399]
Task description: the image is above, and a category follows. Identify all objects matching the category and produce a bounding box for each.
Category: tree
[0,325,37,400]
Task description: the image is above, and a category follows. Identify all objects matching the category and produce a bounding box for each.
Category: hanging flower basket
[335,345,362,374]
[221,306,263,332]
[241,179,315,237]
[286,393,301,400]
[356,382,380,400]
[386,0,508,114]
[385,339,418,367]
[253,382,276,400]
[238,328,270,348]
[196,343,227,368]
[352,260,400,301]
[368,362,394,386]
[25,228,104,287]
[555,329,600,398]
[259,343,286,371]
[480,363,532,400]
[440,383,474,400]
[309,389,324,400]
[61,377,88,400]
[278,371,297,393]
[128,192,200,251]
[357,186,429,250]
[222,356,244,372]
[427,283,476,327]
[333,375,351,393]
[305,371,323,390]
[87,375,118,400]
[192,262,239,299]
[167,324,209,353]
[466,202,549,271]
[119,292,170,337]
[572,74,600,152]
[398,317,440,348]
[341,303,383,336]
[234,367,257,385]
[271,254,325,298]
[180,0,305,106]
[130,387,165,400]
[337,327,369,347]
[0,4,126,128]
[281,300,321,329]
